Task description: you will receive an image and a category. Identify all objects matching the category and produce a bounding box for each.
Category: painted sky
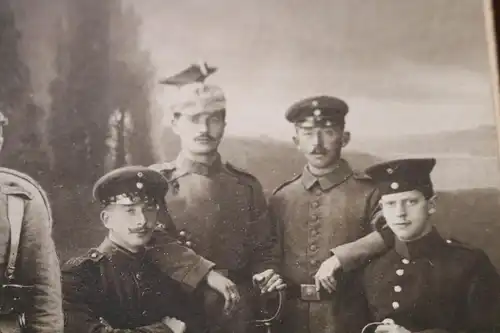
[121,0,496,142]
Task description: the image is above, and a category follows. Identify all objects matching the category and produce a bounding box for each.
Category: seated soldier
[62,166,204,333]
[361,158,500,333]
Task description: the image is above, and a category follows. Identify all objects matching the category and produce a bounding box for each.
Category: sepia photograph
[0,0,498,332]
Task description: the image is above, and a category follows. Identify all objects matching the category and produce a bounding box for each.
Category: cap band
[295,115,345,128]
[377,178,433,197]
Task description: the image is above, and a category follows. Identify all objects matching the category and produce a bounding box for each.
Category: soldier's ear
[170,114,180,135]
[100,210,110,226]
[428,195,437,215]
[292,135,299,147]
[341,131,351,147]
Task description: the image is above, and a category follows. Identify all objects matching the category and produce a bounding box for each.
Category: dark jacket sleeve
[245,179,280,274]
[463,251,500,331]
[146,229,215,289]
[330,188,392,271]
[62,262,174,333]
[17,193,64,333]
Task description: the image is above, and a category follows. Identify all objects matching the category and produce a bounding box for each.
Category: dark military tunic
[362,228,500,333]
[268,159,380,333]
[150,154,278,333]
[62,238,202,333]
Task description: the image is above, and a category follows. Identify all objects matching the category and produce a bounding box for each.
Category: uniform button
[402,258,410,265]
[135,273,142,280]
[311,201,319,208]
[185,241,193,247]
[310,259,317,265]
[396,269,404,276]
[394,285,402,293]
[141,310,148,316]
[310,245,317,251]
[311,214,318,221]
[314,189,322,196]
[392,301,400,309]
[179,230,186,237]
[446,239,452,244]
[311,230,318,236]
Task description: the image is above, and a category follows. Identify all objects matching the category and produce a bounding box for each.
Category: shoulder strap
[272,173,301,195]
[224,162,258,182]
[5,194,24,282]
[0,167,52,230]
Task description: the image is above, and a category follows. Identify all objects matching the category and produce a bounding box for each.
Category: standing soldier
[268,96,393,333]
[361,158,500,333]
[150,63,285,333]
[0,111,63,332]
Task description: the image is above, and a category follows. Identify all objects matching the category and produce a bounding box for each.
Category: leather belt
[287,284,332,302]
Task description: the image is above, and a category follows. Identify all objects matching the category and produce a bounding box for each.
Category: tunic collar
[97,237,147,267]
[301,159,353,191]
[394,227,445,260]
[175,153,223,176]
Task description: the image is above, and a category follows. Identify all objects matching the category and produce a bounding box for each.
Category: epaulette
[87,248,106,261]
[225,162,258,182]
[149,161,177,180]
[149,161,176,172]
[63,248,104,269]
[272,173,301,195]
[0,184,32,200]
[443,237,478,251]
[352,170,373,181]
[63,256,89,268]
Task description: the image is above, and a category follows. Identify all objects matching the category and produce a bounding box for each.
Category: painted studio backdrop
[2,0,499,266]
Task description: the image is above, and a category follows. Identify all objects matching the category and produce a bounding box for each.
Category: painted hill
[350,125,499,157]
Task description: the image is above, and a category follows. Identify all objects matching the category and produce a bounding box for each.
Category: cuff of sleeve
[330,231,388,272]
[330,244,355,272]
[181,257,216,289]
[139,321,175,333]
[251,264,279,276]
[378,226,395,248]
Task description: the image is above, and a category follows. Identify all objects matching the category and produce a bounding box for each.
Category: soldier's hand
[205,270,240,315]
[314,255,341,293]
[162,316,186,333]
[374,320,411,333]
[253,269,286,293]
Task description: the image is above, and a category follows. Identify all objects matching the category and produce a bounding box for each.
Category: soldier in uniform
[0,111,63,332]
[150,63,285,333]
[268,96,394,333]
[62,166,205,333]
[361,158,500,333]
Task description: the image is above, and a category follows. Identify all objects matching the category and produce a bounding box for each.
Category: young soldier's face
[172,110,226,155]
[101,202,159,252]
[380,190,435,241]
[293,124,349,169]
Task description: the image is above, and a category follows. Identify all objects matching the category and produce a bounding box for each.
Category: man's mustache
[310,146,328,155]
[128,226,150,234]
[194,135,215,142]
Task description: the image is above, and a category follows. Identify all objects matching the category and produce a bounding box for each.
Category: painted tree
[108,2,155,167]
[48,0,112,184]
[0,0,48,179]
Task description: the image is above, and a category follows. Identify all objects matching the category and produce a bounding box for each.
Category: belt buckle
[300,284,320,301]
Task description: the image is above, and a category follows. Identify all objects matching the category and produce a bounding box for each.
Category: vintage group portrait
[0,0,498,332]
